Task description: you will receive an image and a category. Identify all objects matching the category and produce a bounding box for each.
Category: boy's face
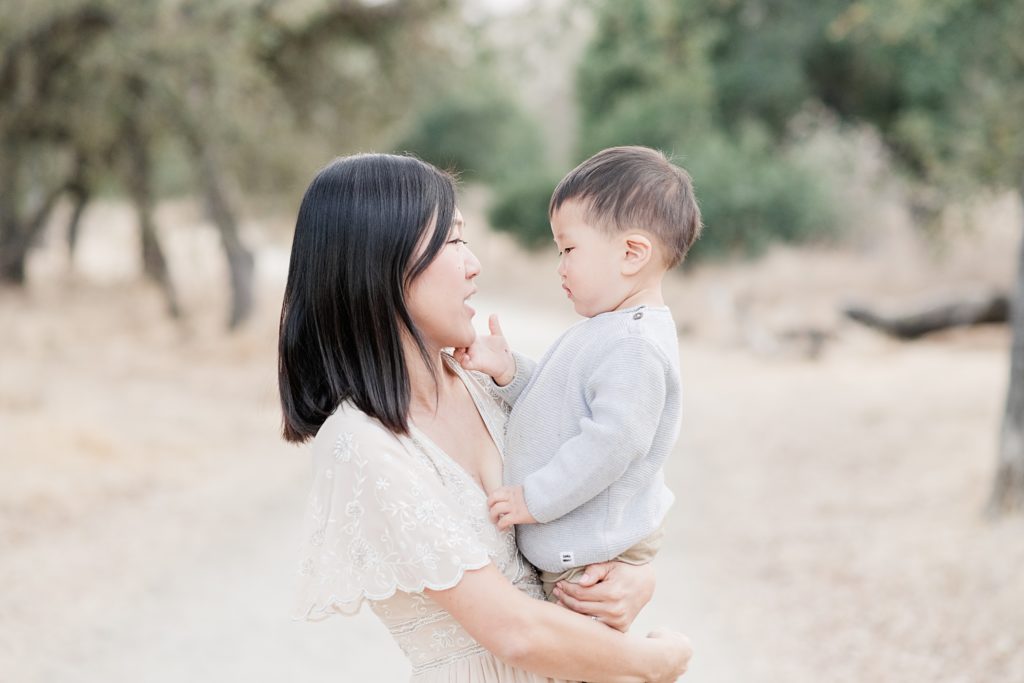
[550,199,629,318]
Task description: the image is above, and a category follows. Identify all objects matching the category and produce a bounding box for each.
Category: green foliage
[704,0,846,137]
[823,0,1024,193]
[684,127,837,258]
[487,174,563,250]
[571,0,840,260]
[396,85,545,184]
[576,0,714,153]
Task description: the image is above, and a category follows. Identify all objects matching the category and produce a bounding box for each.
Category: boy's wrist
[493,355,516,387]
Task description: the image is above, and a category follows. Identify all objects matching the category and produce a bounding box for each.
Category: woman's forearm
[426,563,685,683]
[503,594,672,683]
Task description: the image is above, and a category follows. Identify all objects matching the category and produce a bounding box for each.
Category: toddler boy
[459,146,702,599]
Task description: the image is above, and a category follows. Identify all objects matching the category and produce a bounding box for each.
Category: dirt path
[2,292,640,682]
[4,202,1024,681]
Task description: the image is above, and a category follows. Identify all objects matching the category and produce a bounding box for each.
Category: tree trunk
[124,121,181,318]
[65,186,89,260]
[0,144,70,286]
[65,155,90,259]
[0,147,23,284]
[0,192,27,285]
[990,184,1024,515]
[181,123,254,330]
[0,239,27,284]
[0,144,32,285]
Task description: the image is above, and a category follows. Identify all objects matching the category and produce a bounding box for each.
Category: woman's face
[405,209,481,351]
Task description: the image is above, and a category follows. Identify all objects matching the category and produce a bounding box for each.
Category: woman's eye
[447,238,467,246]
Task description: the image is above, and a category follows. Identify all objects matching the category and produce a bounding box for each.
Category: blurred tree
[399,82,554,246]
[392,25,552,248]
[396,82,545,185]
[0,5,112,285]
[814,0,1024,513]
[565,0,839,260]
[575,0,713,158]
[0,0,455,328]
[488,172,564,249]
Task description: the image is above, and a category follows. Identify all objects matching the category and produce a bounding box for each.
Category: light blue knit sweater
[493,304,680,573]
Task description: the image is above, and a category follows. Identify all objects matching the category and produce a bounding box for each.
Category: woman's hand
[551,561,656,632]
[646,630,693,682]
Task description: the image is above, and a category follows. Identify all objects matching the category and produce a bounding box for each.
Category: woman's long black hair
[278,153,456,442]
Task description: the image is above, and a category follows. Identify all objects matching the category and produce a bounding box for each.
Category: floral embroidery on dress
[431,625,458,650]
[333,432,356,462]
[295,361,548,678]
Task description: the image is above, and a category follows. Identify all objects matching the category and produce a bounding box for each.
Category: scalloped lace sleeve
[293,406,492,621]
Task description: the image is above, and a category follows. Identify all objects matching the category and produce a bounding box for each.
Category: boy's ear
[621,233,653,275]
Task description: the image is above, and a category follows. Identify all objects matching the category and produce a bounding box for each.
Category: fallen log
[842,291,1009,339]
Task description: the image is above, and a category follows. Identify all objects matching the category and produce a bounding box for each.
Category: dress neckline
[406,355,504,498]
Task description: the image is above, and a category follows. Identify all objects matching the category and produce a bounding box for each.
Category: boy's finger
[488,314,503,337]
[489,502,509,523]
[575,561,613,586]
[497,516,514,531]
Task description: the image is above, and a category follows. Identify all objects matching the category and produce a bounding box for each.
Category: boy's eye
[559,247,574,255]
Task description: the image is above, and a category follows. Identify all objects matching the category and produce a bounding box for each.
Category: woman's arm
[426,563,690,683]
[552,561,656,632]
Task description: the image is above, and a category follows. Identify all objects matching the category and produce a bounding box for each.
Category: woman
[279,153,692,682]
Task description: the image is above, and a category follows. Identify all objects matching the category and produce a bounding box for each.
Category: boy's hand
[487,485,537,531]
[454,314,516,386]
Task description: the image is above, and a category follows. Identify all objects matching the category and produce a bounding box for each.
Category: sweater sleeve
[487,351,536,406]
[521,337,669,524]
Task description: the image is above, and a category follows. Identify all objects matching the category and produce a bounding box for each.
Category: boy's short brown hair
[549,146,702,268]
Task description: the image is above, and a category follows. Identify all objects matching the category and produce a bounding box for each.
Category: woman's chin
[456,331,477,349]
[444,327,476,351]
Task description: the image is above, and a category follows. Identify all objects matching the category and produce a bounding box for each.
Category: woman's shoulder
[311,401,409,467]
[318,400,392,435]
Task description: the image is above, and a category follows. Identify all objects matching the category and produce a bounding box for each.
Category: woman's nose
[464,247,482,278]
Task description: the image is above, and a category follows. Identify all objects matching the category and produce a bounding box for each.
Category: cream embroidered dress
[294,364,574,682]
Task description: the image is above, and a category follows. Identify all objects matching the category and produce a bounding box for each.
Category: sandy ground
[2,195,1024,682]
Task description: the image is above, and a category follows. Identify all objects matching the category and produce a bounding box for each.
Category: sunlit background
[2,1,1023,681]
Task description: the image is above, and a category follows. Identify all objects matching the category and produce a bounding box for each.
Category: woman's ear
[621,233,653,275]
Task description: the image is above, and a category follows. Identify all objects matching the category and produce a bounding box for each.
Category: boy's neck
[613,277,665,312]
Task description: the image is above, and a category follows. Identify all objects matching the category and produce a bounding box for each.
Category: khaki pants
[539,524,664,600]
